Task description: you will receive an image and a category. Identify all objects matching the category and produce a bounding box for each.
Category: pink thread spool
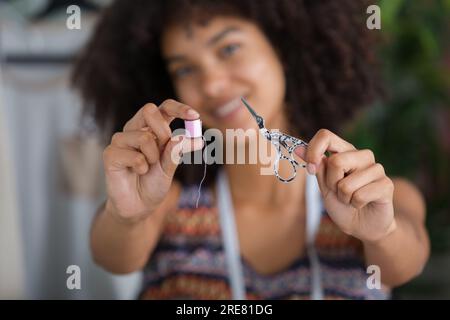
[184,119,202,138]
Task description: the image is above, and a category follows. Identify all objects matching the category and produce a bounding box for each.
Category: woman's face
[161,15,287,133]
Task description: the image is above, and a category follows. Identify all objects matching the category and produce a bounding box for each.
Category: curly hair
[72,0,380,186]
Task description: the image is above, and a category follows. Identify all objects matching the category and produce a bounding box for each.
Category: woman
[73,0,429,299]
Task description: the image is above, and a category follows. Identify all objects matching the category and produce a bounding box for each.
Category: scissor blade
[241,97,260,120]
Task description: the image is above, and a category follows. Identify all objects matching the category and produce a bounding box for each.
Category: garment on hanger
[0,11,142,299]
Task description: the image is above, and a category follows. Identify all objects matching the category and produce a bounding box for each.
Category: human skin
[91,16,429,287]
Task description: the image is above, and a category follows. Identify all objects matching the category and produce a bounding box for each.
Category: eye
[172,66,194,79]
[220,43,241,58]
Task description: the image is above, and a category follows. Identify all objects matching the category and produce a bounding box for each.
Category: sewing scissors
[241,97,308,183]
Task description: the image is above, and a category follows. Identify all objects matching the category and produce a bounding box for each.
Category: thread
[184,119,206,208]
[195,136,208,208]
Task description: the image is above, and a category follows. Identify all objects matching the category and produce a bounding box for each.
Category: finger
[314,156,328,196]
[337,163,386,205]
[350,177,394,210]
[103,146,149,175]
[181,137,205,154]
[326,149,376,194]
[160,135,205,178]
[123,103,158,132]
[160,135,185,178]
[128,103,172,150]
[123,100,199,131]
[159,99,200,123]
[305,129,356,170]
[123,103,171,143]
[111,131,160,164]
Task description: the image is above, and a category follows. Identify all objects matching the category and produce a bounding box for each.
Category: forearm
[363,212,430,287]
[90,201,157,274]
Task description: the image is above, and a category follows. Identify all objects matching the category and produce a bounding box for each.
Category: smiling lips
[215,97,244,118]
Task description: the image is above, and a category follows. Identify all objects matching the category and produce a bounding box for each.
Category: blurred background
[0,0,449,299]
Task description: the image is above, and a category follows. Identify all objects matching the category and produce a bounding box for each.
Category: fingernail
[294,146,306,159]
[173,135,184,143]
[186,109,200,118]
[306,163,316,175]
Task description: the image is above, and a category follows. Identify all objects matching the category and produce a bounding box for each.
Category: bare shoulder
[391,177,426,222]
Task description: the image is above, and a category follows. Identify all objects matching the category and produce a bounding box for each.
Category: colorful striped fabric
[139,185,390,300]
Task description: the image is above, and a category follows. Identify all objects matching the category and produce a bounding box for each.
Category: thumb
[160,135,185,178]
[313,157,329,197]
[295,145,329,196]
[294,145,307,161]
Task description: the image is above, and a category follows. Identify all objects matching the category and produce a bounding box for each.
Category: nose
[199,64,230,98]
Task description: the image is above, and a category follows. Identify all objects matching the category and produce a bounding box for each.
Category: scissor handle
[273,151,299,183]
[270,132,308,183]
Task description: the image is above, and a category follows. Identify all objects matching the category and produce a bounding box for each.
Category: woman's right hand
[102,99,203,223]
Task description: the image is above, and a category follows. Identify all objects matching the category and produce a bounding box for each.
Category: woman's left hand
[295,129,396,243]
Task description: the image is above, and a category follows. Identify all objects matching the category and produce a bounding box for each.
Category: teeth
[216,98,242,117]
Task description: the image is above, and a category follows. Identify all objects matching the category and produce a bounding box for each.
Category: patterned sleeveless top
[139,185,390,300]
